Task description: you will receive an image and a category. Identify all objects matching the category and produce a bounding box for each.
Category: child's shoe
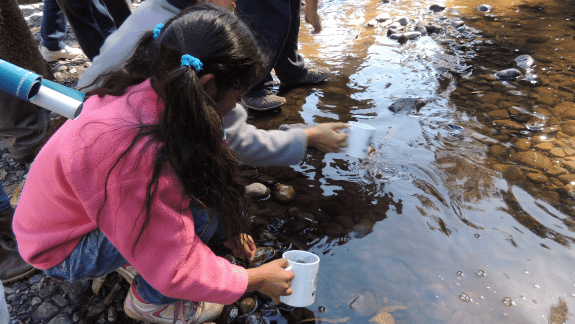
[115,263,138,284]
[124,283,223,324]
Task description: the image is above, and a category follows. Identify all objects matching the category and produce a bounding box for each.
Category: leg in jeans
[0,281,11,324]
[0,92,49,164]
[54,0,116,60]
[101,0,133,29]
[41,0,67,51]
[273,0,307,84]
[236,0,291,98]
[0,185,9,214]
[44,229,178,304]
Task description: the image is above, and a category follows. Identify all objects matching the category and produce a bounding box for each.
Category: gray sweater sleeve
[223,104,308,166]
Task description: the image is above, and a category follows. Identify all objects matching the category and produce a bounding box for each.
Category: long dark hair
[87,4,267,252]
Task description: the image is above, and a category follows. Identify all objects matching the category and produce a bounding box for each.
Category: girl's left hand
[224,233,256,262]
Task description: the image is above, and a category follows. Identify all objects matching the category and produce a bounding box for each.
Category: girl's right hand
[246,258,294,304]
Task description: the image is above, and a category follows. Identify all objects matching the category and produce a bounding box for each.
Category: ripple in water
[502,297,515,306]
[460,293,472,302]
[456,270,464,276]
[476,270,486,277]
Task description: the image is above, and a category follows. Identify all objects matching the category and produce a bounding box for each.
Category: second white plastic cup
[280,250,320,307]
[342,121,376,159]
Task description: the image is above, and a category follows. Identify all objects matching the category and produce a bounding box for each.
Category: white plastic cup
[342,121,375,159]
[280,250,320,307]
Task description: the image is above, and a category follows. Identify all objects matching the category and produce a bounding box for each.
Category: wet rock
[32,301,59,321]
[559,174,575,185]
[259,302,279,317]
[429,4,445,12]
[324,223,344,237]
[375,13,391,22]
[554,102,575,121]
[388,98,427,114]
[91,275,107,295]
[107,306,117,322]
[451,20,464,28]
[489,145,509,159]
[511,151,554,170]
[527,173,548,183]
[563,161,575,172]
[563,121,575,136]
[515,54,535,69]
[287,207,300,218]
[60,280,90,302]
[513,138,532,150]
[52,294,70,307]
[404,31,421,39]
[253,247,275,263]
[535,142,555,151]
[240,298,257,314]
[370,310,396,324]
[335,216,355,229]
[477,4,492,12]
[503,165,525,181]
[281,170,300,182]
[350,290,378,316]
[353,219,375,238]
[274,184,296,203]
[218,304,240,324]
[38,282,59,299]
[296,212,315,223]
[492,119,525,130]
[487,110,509,120]
[47,314,74,324]
[550,148,566,158]
[240,169,259,179]
[245,183,271,199]
[398,17,409,26]
[244,312,268,324]
[496,68,523,81]
[270,209,288,220]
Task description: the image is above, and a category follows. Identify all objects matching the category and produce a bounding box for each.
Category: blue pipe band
[0,59,42,101]
[41,79,85,102]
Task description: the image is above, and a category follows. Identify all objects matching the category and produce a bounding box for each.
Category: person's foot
[116,263,138,284]
[292,67,330,84]
[241,94,286,111]
[0,247,36,284]
[124,283,223,323]
[39,45,83,62]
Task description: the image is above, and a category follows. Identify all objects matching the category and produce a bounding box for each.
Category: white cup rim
[348,121,376,130]
[282,250,320,265]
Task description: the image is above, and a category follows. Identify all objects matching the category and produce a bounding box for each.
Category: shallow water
[248,0,575,322]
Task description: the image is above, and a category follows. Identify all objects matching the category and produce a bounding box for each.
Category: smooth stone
[47,314,74,324]
[353,219,375,238]
[487,109,509,120]
[404,31,421,39]
[52,294,70,307]
[527,173,548,183]
[535,142,555,151]
[240,169,259,179]
[496,68,523,81]
[259,302,279,317]
[296,212,315,223]
[320,200,343,215]
[274,184,296,203]
[429,4,445,11]
[554,102,575,120]
[32,301,59,321]
[515,54,535,69]
[563,161,575,172]
[503,166,525,181]
[370,311,396,324]
[350,291,378,316]
[491,119,525,130]
[240,298,257,314]
[256,175,278,187]
[511,151,554,170]
[398,17,409,25]
[28,274,42,284]
[375,13,391,22]
[451,20,464,28]
[513,138,532,150]
[324,223,345,236]
[219,304,240,324]
[388,98,427,114]
[245,312,268,324]
[478,92,503,104]
[287,207,300,217]
[31,296,42,306]
[60,280,90,302]
[489,145,509,159]
[559,174,575,184]
[335,216,355,229]
[245,183,271,199]
[563,121,575,136]
[547,166,568,177]
[38,283,59,299]
[550,148,566,157]
[477,4,492,12]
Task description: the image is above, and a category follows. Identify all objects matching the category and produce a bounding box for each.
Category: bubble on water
[456,270,464,276]
[521,295,526,300]
[460,293,472,302]
[455,282,460,286]
[534,284,540,288]
[502,297,515,306]
[474,233,481,238]
[480,296,485,299]
[476,270,486,277]
[523,270,529,274]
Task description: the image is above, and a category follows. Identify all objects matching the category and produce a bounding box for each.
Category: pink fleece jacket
[13,79,248,305]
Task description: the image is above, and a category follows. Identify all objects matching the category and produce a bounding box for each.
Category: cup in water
[280,250,320,307]
[341,121,375,159]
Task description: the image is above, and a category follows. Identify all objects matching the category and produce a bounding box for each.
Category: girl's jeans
[0,184,11,213]
[44,206,227,305]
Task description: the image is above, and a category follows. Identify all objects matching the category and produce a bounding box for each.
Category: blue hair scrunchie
[153,23,164,39]
[181,54,203,72]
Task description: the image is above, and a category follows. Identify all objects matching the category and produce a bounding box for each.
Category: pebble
[477,4,492,12]
[244,183,271,199]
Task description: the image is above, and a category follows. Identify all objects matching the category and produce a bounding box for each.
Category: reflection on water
[248,0,575,322]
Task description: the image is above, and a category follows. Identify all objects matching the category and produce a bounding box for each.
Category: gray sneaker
[293,67,330,84]
[242,94,286,111]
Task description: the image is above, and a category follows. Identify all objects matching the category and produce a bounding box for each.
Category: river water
[248,0,575,323]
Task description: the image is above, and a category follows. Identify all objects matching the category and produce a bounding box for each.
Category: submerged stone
[477,4,492,12]
[496,68,523,81]
[515,54,535,69]
[388,98,427,114]
[429,4,445,12]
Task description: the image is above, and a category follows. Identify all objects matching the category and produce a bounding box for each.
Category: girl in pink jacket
[13,4,293,324]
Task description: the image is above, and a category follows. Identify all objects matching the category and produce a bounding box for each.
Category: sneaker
[292,67,330,84]
[124,283,224,324]
[116,263,138,284]
[242,94,286,111]
[39,45,83,62]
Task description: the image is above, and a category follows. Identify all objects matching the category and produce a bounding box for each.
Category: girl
[13,4,294,324]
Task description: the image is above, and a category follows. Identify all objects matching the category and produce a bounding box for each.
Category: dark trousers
[237,0,307,97]
[41,0,67,51]
[0,92,49,164]
[53,0,132,60]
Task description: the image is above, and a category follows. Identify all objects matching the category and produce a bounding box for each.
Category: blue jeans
[0,184,10,213]
[41,0,68,51]
[44,205,227,305]
[0,281,10,324]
